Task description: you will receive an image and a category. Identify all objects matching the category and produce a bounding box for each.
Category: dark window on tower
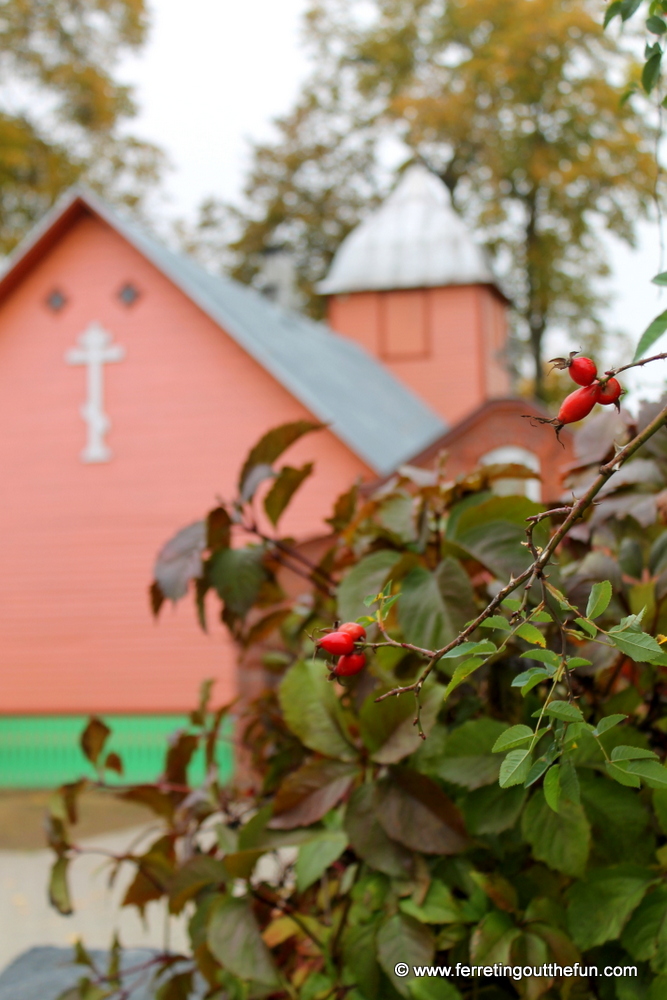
[46,289,67,312]
[118,282,140,306]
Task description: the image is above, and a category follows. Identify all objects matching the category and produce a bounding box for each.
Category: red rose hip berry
[317,631,355,656]
[333,652,366,677]
[597,377,622,406]
[557,384,601,426]
[550,352,598,386]
[338,621,367,641]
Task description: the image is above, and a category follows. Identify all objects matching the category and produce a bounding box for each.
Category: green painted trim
[0,715,233,788]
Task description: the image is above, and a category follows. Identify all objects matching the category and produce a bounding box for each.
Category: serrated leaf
[80,717,111,767]
[543,765,561,813]
[522,792,590,876]
[279,659,356,760]
[263,462,314,525]
[377,914,435,996]
[492,725,535,752]
[566,657,592,669]
[442,657,483,699]
[621,0,643,19]
[606,761,641,787]
[499,749,533,787]
[480,615,512,631]
[567,866,654,950]
[544,700,584,723]
[208,896,281,988]
[574,617,597,638]
[607,624,665,663]
[153,521,206,601]
[361,683,443,764]
[168,856,228,915]
[520,648,560,668]
[611,745,659,761]
[511,668,551,696]
[208,546,268,617]
[269,758,358,828]
[516,622,546,646]
[593,713,628,736]
[338,550,401,622]
[604,0,623,26]
[440,640,497,658]
[398,559,477,651]
[634,308,667,360]
[625,759,667,787]
[296,831,348,892]
[376,769,468,854]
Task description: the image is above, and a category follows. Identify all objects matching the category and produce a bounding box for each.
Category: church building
[0,165,569,785]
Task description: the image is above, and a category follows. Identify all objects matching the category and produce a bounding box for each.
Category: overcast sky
[121,0,667,402]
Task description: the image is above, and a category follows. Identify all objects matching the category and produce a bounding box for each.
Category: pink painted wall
[0,211,371,714]
[327,285,510,425]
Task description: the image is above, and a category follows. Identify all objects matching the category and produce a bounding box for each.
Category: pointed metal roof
[317,163,499,295]
[0,187,447,477]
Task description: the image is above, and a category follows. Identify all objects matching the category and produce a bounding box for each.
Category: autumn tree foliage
[202,0,656,394]
[0,0,163,254]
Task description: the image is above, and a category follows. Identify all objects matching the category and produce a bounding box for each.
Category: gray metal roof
[317,164,498,295]
[1,188,446,476]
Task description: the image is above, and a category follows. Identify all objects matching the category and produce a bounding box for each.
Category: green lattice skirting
[0,715,233,788]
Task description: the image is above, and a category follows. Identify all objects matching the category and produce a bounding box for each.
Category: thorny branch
[374,399,667,707]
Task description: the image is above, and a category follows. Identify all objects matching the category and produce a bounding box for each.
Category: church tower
[318,164,510,426]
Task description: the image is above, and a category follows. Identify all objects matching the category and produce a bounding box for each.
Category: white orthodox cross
[65,322,125,463]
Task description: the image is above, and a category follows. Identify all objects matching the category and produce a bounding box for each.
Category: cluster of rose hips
[316,621,367,678]
[550,352,623,428]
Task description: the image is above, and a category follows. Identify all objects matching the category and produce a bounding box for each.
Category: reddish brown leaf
[80,717,111,766]
[207,506,232,551]
[104,752,123,775]
[149,580,165,618]
[269,758,359,829]
[376,768,469,854]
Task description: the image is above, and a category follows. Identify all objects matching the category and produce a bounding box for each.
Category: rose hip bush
[47,373,667,999]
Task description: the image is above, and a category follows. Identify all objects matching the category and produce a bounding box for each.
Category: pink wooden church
[0,165,568,783]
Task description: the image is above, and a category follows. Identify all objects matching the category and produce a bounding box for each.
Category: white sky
[121,0,667,403]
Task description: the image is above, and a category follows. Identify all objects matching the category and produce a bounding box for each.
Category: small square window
[118,283,140,306]
[46,289,67,312]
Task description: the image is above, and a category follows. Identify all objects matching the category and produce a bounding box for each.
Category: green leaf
[499,749,532,788]
[168,856,228,914]
[279,659,356,761]
[296,831,348,892]
[621,0,643,19]
[512,668,551,696]
[263,462,314,525]
[625,759,667,787]
[520,648,560,668]
[440,640,497,658]
[492,725,535,752]
[515,622,546,646]
[470,911,520,966]
[479,615,512,631]
[634,308,667,360]
[621,885,667,962]
[604,1,623,27]
[398,559,477,651]
[442,657,483,699]
[437,719,509,788]
[643,49,663,93]
[567,866,655,950]
[208,896,281,988]
[377,914,435,996]
[48,857,73,915]
[543,765,561,813]
[543,700,584,723]
[574,617,598,638]
[337,550,401,622]
[608,622,665,662]
[606,761,641,787]
[522,792,590,876]
[611,745,659,761]
[653,270,667,286]
[593,714,627,736]
[155,973,194,1000]
[400,880,463,924]
[462,784,526,835]
[209,546,268,617]
[586,582,613,618]
[566,657,593,669]
[238,420,322,498]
